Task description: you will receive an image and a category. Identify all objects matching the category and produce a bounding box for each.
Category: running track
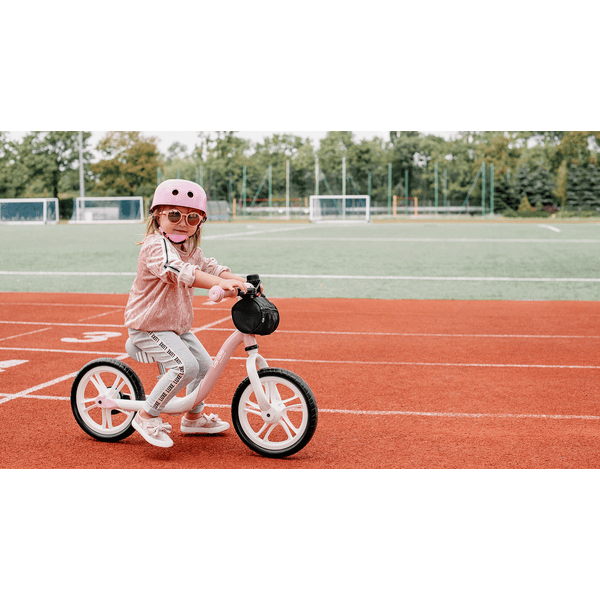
[1,292,599,468]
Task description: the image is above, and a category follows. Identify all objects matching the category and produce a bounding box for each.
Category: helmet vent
[172,189,179,195]
[187,191,194,198]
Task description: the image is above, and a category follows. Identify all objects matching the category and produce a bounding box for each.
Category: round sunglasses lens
[187,213,201,226]
[167,210,182,223]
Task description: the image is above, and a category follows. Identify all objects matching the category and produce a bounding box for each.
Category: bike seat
[125,338,158,364]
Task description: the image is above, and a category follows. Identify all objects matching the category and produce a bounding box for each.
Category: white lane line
[202,224,313,240]
[0,327,53,343]
[1,321,599,340]
[15,396,600,421]
[191,316,232,333]
[0,271,137,276]
[0,346,123,356]
[259,274,600,282]
[77,308,123,322]
[0,371,81,405]
[204,327,600,340]
[3,272,600,282]
[0,320,125,328]
[538,224,561,233]
[204,403,600,421]
[228,357,600,370]
[224,236,599,243]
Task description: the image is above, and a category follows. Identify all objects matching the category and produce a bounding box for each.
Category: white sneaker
[132,413,174,448]
[181,413,230,434]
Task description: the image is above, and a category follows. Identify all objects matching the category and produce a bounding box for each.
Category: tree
[18,131,93,199]
[0,133,29,198]
[91,132,161,197]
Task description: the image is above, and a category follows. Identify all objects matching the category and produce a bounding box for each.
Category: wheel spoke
[90,374,108,395]
[101,408,112,429]
[282,392,300,405]
[281,414,299,435]
[278,417,296,440]
[110,375,127,398]
[263,423,278,441]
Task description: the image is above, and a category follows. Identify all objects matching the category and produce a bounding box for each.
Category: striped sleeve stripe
[160,238,181,275]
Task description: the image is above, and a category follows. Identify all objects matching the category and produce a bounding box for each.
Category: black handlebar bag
[231,295,280,336]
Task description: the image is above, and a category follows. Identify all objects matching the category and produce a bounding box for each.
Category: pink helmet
[151,179,208,215]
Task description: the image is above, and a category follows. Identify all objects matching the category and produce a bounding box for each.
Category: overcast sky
[4,130,458,156]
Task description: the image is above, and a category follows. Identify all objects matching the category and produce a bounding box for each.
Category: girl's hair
[140,205,203,251]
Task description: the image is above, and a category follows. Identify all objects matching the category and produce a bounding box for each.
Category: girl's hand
[220,279,247,294]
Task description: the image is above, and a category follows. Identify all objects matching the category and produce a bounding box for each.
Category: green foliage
[517,195,534,212]
[91,131,161,198]
[2,130,600,215]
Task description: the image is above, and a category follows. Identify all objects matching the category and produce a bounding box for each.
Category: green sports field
[1,219,600,301]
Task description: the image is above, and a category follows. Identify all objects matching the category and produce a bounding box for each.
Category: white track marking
[0,271,136,276]
[0,346,123,356]
[204,327,600,340]
[227,356,600,369]
[2,272,600,282]
[0,371,81,404]
[202,224,313,240]
[1,320,599,341]
[14,395,600,422]
[223,236,596,243]
[0,320,124,328]
[258,274,600,282]
[204,403,600,421]
[77,308,123,322]
[0,359,28,372]
[0,327,53,343]
[538,224,561,233]
[0,302,126,309]
[191,316,232,333]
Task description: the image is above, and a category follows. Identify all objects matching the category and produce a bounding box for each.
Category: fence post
[242,165,247,216]
[482,162,486,217]
[490,163,494,215]
[388,163,392,215]
[435,162,439,215]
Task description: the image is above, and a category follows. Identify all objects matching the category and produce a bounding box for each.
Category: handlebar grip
[209,286,237,302]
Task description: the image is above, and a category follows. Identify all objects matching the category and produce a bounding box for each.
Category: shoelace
[145,419,173,438]
[185,413,222,427]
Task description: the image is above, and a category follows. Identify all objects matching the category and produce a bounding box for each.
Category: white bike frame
[93,279,288,423]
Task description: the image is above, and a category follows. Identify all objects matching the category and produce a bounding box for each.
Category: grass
[1,220,600,300]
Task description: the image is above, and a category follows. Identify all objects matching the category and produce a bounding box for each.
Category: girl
[124,179,249,448]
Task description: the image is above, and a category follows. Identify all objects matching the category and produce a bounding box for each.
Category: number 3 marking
[61,332,122,343]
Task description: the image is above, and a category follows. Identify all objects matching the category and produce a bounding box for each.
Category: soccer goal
[309,195,371,223]
[69,197,145,224]
[0,198,59,224]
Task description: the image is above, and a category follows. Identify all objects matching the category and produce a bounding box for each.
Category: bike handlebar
[209,282,256,303]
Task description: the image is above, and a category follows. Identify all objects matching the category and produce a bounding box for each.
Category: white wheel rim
[237,375,309,451]
[75,366,136,435]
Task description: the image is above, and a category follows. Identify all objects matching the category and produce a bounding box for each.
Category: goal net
[0,198,59,224]
[70,197,144,224]
[309,195,370,222]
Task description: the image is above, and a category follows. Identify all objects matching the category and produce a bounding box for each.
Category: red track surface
[1,292,599,468]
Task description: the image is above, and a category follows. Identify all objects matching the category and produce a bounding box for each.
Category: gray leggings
[128,329,213,417]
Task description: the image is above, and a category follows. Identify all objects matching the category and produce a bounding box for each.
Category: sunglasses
[161,209,206,227]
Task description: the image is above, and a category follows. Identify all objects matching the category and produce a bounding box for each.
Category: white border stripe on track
[14,396,600,421]
[2,273,600,282]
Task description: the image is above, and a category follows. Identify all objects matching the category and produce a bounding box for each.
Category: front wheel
[71,358,145,442]
[231,368,318,458]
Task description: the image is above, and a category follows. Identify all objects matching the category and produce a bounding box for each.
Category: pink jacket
[124,233,230,335]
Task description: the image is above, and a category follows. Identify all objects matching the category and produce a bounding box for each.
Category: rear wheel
[231,368,318,458]
[71,359,145,442]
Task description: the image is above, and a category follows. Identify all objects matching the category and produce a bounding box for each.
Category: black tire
[231,368,318,458]
[71,358,145,442]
